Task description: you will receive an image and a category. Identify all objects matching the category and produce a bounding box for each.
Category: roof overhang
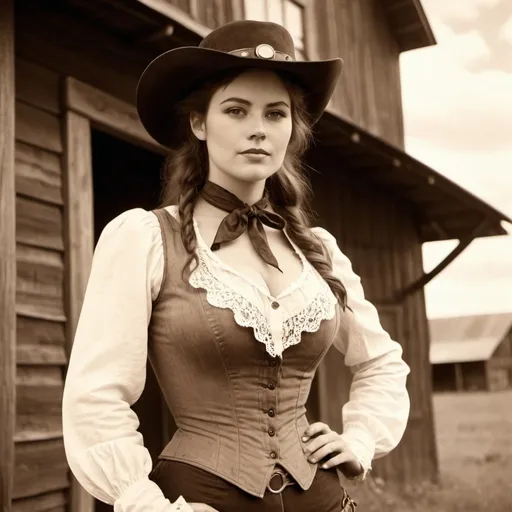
[315,109,511,242]
[430,339,500,364]
[382,0,437,52]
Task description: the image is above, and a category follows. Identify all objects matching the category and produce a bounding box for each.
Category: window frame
[242,0,308,60]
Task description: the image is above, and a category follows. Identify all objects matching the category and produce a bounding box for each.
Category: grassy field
[349,390,512,511]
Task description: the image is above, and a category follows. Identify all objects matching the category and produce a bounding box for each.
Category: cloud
[499,15,512,44]
[422,0,503,24]
[400,24,512,152]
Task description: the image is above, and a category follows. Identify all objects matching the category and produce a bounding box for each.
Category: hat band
[228,44,294,62]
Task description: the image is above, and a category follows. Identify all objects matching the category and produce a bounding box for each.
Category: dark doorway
[91,129,167,512]
[91,129,164,240]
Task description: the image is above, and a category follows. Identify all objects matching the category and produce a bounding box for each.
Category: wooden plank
[16,196,64,250]
[17,345,68,366]
[63,111,96,512]
[0,0,16,510]
[17,315,66,347]
[13,439,70,500]
[65,77,166,154]
[12,490,67,512]
[15,142,63,205]
[15,6,142,106]
[15,366,64,443]
[16,102,62,153]
[16,244,65,323]
[15,58,60,114]
[136,0,210,37]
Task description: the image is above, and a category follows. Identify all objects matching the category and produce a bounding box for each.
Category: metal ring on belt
[266,469,294,494]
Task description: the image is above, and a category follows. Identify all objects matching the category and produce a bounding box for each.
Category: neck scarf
[199,181,287,272]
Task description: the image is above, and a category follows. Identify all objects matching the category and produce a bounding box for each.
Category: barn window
[243,0,306,61]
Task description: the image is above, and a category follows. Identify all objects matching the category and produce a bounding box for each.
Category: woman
[62,20,410,512]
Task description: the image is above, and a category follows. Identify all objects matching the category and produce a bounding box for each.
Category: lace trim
[282,289,336,352]
[189,248,277,355]
[188,245,337,358]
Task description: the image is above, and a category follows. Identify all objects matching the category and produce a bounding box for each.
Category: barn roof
[382,0,437,51]
[429,313,512,364]
[316,111,512,242]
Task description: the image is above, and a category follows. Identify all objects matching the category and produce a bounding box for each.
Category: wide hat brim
[136,46,343,149]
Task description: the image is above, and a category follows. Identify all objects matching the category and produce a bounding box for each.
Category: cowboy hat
[136,20,343,149]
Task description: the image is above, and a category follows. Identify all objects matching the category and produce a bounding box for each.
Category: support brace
[399,217,492,300]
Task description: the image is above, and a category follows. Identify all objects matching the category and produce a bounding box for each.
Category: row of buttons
[265,355,278,459]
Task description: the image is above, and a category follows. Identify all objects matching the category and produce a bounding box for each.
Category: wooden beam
[135,0,210,37]
[64,77,166,155]
[62,109,95,512]
[399,218,492,300]
[0,0,16,510]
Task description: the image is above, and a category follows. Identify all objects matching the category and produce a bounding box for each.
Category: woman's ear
[190,112,206,141]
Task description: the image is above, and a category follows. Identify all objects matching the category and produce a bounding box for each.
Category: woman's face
[190,69,293,190]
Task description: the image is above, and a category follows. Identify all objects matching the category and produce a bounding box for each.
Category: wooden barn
[430,313,512,392]
[1,0,511,511]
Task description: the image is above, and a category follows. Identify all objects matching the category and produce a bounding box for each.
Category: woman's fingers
[305,436,343,463]
[303,431,340,458]
[302,422,331,441]
[320,450,355,469]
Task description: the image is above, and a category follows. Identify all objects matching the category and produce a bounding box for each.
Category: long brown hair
[158,68,347,308]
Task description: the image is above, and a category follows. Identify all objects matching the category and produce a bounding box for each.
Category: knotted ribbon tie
[200,181,287,272]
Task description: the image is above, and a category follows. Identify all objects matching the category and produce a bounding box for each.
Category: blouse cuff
[340,423,375,472]
[113,477,192,512]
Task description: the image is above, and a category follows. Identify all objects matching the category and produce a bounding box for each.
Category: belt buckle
[266,469,290,494]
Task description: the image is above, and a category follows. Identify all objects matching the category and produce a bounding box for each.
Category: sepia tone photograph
[1,0,511,511]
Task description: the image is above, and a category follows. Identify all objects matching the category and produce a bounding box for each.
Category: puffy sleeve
[312,226,411,478]
[62,208,191,512]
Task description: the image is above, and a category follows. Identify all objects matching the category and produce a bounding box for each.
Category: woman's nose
[248,115,267,141]
[250,130,266,141]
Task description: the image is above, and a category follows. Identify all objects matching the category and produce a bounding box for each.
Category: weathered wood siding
[166,0,241,27]
[13,57,70,511]
[1,1,17,510]
[309,0,405,147]
[307,148,438,483]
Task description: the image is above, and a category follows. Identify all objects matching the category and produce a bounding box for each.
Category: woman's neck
[206,178,266,206]
[193,180,276,220]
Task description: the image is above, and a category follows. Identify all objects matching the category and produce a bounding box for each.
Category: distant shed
[430,313,512,392]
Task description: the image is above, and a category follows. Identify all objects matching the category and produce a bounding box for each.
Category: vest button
[270,451,277,459]
[269,359,277,367]
[267,381,275,390]
[268,427,276,436]
[267,408,275,417]
[271,301,280,310]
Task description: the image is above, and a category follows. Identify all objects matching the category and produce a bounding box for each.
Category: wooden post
[62,106,95,512]
[0,0,16,510]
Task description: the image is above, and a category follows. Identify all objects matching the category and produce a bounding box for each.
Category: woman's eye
[226,108,245,116]
[267,110,286,119]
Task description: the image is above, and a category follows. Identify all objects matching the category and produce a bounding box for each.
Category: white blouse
[62,206,410,512]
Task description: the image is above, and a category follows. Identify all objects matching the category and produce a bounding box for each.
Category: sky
[399,0,512,318]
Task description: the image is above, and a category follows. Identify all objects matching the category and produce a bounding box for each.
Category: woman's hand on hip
[302,422,364,478]
[188,503,220,512]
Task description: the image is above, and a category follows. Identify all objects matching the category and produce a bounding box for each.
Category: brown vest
[148,209,342,498]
